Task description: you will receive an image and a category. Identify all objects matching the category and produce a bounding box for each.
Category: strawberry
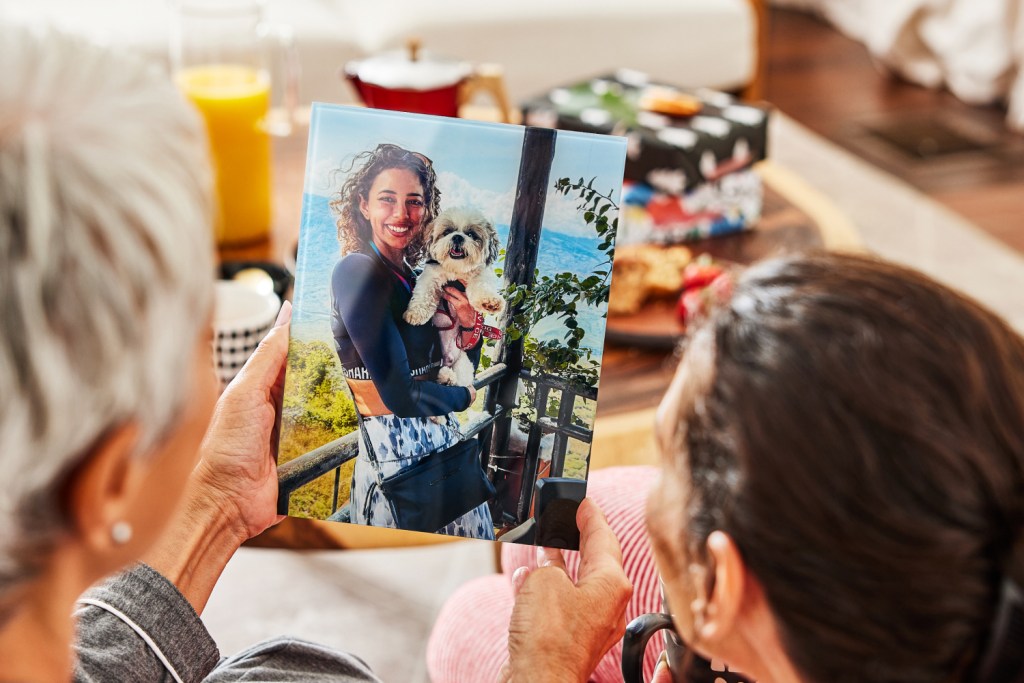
[676,271,734,325]
[676,288,706,324]
[707,270,734,301]
[682,254,724,291]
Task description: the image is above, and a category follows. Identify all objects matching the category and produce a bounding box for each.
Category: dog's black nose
[452,234,464,246]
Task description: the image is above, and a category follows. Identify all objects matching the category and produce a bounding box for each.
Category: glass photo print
[277,103,626,548]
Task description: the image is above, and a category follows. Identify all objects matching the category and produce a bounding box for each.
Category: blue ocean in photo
[292,193,611,360]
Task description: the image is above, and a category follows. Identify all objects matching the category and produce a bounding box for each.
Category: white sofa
[3,0,762,106]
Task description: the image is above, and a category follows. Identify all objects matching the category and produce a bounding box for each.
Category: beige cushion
[4,0,756,105]
[341,0,757,103]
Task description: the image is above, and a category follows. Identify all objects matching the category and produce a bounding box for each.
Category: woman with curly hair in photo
[329,143,494,539]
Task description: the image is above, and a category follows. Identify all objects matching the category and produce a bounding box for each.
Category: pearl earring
[111,521,133,545]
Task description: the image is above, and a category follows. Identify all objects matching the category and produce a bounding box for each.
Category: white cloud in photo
[437,171,595,237]
[311,156,344,196]
[435,171,515,226]
[542,191,595,237]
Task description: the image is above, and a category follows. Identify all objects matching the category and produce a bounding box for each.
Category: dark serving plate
[219,260,293,301]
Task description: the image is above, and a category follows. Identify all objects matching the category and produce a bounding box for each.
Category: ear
[485,220,500,265]
[696,530,747,646]
[64,422,145,556]
[359,194,370,220]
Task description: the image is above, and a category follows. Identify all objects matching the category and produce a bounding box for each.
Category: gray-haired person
[0,26,384,682]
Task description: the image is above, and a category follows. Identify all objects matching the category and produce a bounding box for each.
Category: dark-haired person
[329,144,493,538]
[433,252,1024,682]
[638,253,1023,683]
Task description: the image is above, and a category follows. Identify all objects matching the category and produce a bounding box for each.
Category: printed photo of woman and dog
[277,104,626,547]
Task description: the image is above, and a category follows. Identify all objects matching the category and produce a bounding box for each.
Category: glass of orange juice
[170,0,298,247]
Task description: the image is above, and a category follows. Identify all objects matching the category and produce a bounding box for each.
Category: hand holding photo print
[277,104,626,547]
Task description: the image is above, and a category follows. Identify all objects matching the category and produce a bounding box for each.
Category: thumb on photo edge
[274,300,292,327]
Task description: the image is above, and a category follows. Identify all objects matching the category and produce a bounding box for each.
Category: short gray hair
[0,27,214,606]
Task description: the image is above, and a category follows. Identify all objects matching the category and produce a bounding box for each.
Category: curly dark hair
[671,252,1024,683]
[329,143,440,262]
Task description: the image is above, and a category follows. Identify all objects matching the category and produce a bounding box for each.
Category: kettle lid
[348,39,472,91]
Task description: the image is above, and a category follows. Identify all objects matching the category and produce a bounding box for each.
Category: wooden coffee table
[231,111,860,546]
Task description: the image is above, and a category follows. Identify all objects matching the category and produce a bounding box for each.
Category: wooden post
[550,390,575,477]
[486,126,556,523]
[516,382,551,520]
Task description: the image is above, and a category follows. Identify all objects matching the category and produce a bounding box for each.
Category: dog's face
[425,207,500,273]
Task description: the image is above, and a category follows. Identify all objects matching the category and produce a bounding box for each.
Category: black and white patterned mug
[213,280,280,385]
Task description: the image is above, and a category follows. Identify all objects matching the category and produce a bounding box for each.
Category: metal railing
[510,369,597,521]
[277,363,509,517]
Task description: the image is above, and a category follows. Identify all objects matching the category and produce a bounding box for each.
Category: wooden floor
[762,9,1024,253]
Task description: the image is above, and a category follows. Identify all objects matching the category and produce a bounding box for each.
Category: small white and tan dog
[404,207,506,386]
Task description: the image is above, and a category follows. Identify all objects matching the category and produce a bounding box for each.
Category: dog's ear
[423,218,440,247]
[484,219,500,265]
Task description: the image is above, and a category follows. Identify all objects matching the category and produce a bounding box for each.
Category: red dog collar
[433,301,503,349]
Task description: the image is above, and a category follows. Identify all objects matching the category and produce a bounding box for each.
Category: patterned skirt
[350,413,494,540]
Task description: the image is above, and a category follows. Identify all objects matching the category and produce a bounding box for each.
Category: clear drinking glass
[169,0,298,246]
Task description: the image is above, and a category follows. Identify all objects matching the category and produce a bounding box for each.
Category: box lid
[522,70,770,194]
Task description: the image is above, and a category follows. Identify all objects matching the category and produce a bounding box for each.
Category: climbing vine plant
[501,176,618,423]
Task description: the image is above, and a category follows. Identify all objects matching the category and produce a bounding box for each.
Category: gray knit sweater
[73,563,382,682]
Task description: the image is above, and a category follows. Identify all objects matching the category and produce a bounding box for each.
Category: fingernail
[653,652,669,678]
[274,300,292,327]
[577,497,594,522]
[512,566,529,593]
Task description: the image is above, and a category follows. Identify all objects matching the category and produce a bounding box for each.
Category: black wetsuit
[330,250,475,418]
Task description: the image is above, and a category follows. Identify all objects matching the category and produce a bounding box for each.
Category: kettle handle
[458,63,512,123]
